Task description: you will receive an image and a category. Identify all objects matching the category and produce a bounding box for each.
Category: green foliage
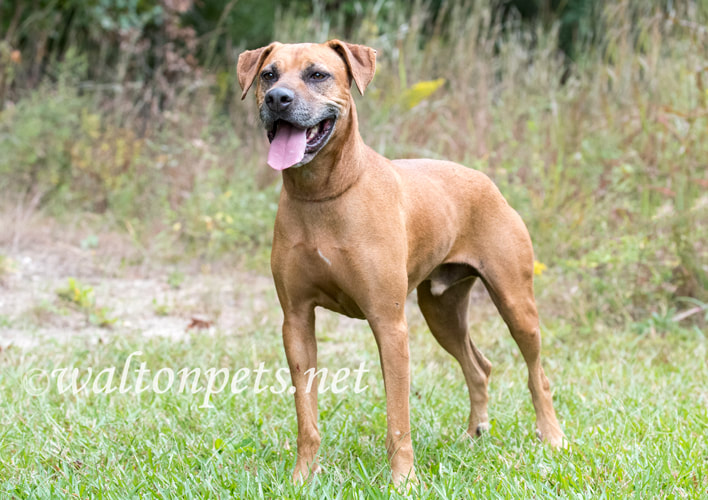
[183,0,276,55]
[174,179,279,263]
[56,278,117,327]
[56,278,93,310]
[152,297,172,316]
[167,270,186,289]
[0,67,164,217]
[0,80,83,206]
[89,0,164,32]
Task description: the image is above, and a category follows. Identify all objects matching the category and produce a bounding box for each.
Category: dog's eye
[310,72,328,81]
[261,71,276,82]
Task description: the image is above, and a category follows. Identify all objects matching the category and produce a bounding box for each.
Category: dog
[237,40,565,487]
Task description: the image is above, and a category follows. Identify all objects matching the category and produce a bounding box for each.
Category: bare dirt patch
[0,210,501,353]
[0,235,280,349]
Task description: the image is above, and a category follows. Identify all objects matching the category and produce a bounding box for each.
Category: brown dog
[238,40,565,487]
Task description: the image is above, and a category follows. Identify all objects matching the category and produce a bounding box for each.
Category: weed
[80,235,99,250]
[152,297,172,317]
[19,299,67,329]
[167,270,186,289]
[56,278,117,328]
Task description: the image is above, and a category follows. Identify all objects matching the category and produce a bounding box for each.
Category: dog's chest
[278,240,365,318]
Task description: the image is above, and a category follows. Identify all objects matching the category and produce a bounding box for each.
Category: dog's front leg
[282,306,321,483]
[368,312,417,488]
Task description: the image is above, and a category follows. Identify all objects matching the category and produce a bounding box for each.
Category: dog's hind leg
[417,276,493,438]
[478,249,566,447]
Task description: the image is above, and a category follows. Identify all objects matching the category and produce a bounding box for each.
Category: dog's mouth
[266,118,336,171]
[268,119,335,153]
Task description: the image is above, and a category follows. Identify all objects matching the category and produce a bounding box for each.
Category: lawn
[0,268,706,497]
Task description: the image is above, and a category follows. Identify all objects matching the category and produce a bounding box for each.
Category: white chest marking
[317,248,332,266]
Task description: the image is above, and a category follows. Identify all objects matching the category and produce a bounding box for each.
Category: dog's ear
[237,42,281,100]
[327,40,377,95]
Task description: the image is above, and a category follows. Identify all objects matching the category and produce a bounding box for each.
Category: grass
[0,305,706,497]
[1,0,707,497]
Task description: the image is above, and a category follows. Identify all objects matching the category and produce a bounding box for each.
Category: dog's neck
[281,97,365,202]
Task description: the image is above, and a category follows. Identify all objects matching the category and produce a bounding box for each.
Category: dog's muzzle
[261,88,338,171]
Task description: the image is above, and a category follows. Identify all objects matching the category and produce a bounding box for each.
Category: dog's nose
[265,88,294,112]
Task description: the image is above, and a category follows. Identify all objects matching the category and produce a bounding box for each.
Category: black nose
[265,87,294,112]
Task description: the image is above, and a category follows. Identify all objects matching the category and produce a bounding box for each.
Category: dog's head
[237,40,376,171]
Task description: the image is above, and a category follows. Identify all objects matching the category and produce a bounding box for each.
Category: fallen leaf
[187,315,213,330]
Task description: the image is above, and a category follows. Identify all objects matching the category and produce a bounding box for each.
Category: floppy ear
[326,40,377,95]
[237,42,280,100]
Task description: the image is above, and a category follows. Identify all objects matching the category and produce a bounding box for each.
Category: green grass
[1,306,705,498]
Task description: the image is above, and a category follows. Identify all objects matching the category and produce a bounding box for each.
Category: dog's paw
[291,462,322,484]
[536,427,568,449]
[475,422,491,436]
[461,422,491,443]
[392,467,418,493]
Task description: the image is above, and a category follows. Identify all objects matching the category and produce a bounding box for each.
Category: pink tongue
[267,122,307,170]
